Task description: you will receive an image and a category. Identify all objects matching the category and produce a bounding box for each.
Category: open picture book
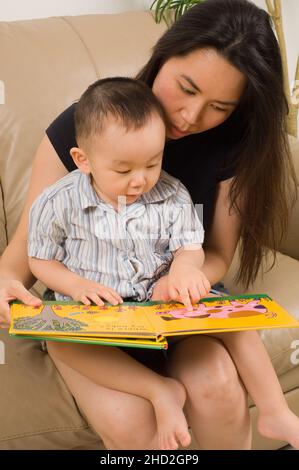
[9,294,299,350]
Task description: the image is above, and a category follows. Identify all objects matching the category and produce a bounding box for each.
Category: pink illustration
[155,299,275,321]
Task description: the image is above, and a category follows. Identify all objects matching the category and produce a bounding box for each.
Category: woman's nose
[181,101,204,126]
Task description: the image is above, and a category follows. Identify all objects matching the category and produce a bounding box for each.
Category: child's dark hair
[75,77,166,147]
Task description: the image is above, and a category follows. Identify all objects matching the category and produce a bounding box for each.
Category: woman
[0,0,297,449]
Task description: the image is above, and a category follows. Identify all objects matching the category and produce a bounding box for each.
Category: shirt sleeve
[168,182,205,252]
[46,103,78,172]
[28,191,66,261]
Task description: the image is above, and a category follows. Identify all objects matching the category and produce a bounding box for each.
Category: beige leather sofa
[0,11,298,450]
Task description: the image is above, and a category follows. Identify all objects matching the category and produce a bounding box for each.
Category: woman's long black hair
[136,0,298,288]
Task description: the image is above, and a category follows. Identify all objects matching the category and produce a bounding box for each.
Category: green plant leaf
[150,0,204,25]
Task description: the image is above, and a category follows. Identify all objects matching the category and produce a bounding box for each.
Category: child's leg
[46,341,191,450]
[214,330,299,448]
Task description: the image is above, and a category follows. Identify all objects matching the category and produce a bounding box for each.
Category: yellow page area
[9,303,158,339]
[148,297,299,336]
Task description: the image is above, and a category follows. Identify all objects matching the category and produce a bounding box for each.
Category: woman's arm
[0,135,68,286]
[0,135,68,323]
[201,177,241,285]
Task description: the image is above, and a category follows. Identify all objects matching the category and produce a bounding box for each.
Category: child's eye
[147,164,158,169]
[116,170,130,174]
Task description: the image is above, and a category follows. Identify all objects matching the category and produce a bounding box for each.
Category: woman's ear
[70,147,91,174]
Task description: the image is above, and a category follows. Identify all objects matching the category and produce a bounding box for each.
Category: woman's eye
[179,84,195,96]
[211,104,226,112]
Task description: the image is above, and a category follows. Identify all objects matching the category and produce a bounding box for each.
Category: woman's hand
[0,280,42,328]
[168,266,211,311]
[70,278,123,306]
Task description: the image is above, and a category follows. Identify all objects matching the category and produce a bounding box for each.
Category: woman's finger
[5,282,42,307]
[0,300,11,328]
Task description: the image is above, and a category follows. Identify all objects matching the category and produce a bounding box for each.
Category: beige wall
[1,0,298,122]
[0,0,151,21]
[1,1,297,77]
[254,0,298,94]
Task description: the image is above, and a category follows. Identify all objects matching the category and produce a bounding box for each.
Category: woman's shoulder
[158,170,192,203]
[46,103,78,172]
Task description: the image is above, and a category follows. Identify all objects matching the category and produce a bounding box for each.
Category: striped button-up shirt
[28,169,204,301]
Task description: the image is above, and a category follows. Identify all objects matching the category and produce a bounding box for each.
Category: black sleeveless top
[46,103,244,234]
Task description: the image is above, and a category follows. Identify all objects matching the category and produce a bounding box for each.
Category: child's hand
[168,266,211,311]
[71,278,123,306]
[150,275,172,302]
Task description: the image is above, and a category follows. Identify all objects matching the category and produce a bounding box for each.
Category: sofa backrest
[0,12,298,262]
[0,12,166,255]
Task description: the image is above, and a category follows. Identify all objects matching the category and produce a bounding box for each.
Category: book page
[9,302,158,339]
[148,296,299,337]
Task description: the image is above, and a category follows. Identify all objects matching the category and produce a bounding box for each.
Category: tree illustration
[13,304,88,332]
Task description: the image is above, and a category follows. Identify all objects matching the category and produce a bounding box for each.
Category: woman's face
[152,48,247,139]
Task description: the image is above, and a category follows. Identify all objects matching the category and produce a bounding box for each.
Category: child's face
[79,113,165,210]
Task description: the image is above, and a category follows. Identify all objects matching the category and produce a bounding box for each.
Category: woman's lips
[169,125,189,139]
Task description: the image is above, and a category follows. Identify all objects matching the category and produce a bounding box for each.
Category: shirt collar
[78,171,104,210]
[139,170,179,204]
[77,169,179,210]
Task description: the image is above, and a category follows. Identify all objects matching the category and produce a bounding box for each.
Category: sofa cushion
[0,12,166,247]
[223,250,299,376]
[64,12,166,79]
[0,329,101,449]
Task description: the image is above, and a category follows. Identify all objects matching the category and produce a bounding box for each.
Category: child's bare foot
[151,377,191,450]
[257,407,299,448]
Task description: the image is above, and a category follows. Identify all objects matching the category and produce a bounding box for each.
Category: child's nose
[130,172,146,188]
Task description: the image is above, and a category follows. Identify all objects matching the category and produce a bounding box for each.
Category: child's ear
[70,147,91,174]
